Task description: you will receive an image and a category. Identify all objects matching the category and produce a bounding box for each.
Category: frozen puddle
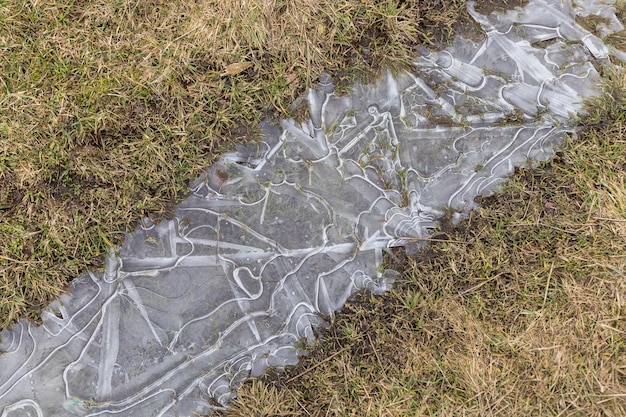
[1,1,624,416]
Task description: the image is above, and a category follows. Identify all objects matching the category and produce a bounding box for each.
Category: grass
[1,0,625,416]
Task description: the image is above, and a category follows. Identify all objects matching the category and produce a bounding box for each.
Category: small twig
[457,273,504,297]
[367,333,387,377]
[285,347,349,383]
[286,389,311,416]
[541,261,555,309]
[597,393,626,405]
[0,255,43,264]
[400,236,469,245]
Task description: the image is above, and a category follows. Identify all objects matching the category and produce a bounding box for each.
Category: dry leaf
[222,62,252,76]
[285,72,299,86]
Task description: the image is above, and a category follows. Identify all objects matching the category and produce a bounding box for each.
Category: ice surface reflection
[1,1,624,416]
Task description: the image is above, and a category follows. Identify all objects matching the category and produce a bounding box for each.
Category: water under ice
[1,1,624,416]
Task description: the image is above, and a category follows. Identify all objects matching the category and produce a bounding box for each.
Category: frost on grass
[0,1,623,416]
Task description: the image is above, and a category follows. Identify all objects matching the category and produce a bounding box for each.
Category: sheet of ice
[1,1,623,416]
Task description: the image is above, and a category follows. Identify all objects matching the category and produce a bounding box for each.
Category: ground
[1,1,625,416]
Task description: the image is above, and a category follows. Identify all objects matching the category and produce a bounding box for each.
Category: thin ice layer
[0,1,622,416]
